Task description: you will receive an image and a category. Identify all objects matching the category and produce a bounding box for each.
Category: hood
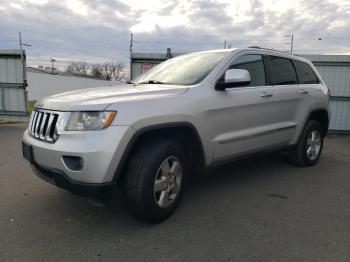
[38,83,189,111]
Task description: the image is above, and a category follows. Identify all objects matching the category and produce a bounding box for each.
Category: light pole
[19,32,31,49]
[284,34,294,53]
[49,58,56,74]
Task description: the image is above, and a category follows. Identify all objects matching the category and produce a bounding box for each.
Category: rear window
[265,56,298,85]
[293,60,319,84]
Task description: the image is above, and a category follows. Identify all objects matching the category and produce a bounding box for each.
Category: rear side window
[228,54,266,87]
[293,60,319,84]
[265,56,298,85]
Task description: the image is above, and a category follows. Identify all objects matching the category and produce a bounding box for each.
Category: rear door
[264,56,310,145]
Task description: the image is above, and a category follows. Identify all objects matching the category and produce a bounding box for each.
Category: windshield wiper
[138,80,165,84]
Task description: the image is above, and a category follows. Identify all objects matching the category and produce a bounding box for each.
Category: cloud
[0,0,349,70]
[0,0,131,62]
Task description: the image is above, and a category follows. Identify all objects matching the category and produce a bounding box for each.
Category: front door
[211,54,279,162]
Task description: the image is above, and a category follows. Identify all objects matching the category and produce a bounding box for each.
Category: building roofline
[130,48,350,64]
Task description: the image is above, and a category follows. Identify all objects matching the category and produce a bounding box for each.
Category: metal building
[302,55,350,132]
[130,50,184,80]
[0,49,28,122]
[130,51,350,133]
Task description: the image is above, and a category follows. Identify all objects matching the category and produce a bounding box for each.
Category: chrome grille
[28,109,59,143]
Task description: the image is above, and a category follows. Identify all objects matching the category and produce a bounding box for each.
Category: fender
[293,108,329,145]
[112,122,206,184]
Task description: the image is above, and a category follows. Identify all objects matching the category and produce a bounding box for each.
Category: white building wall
[26,72,116,101]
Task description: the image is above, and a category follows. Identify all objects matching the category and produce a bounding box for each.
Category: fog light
[62,156,83,171]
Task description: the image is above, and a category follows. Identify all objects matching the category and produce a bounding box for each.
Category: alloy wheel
[306,130,321,160]
[154,156,182,209]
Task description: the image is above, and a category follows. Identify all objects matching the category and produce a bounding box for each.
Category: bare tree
[91,64,103,79]
[111,63,125,81]
[65,62,88,76]
[90,61,125,81]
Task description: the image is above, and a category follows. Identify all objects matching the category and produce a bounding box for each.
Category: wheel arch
[113,122,206,185]
[306,109,329,136]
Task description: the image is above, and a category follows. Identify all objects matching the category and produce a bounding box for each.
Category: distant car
[22,47,330,222]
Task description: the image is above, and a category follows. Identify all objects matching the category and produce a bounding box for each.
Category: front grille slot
[29,109,60,143]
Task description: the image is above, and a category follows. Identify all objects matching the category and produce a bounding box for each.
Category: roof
[299,54,350,63]
[131,47,310,63]
[0,49,25,58]
[131,49,233,60]
[131,52,186,60]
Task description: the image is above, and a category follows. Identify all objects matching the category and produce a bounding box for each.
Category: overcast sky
[1,0,350,69]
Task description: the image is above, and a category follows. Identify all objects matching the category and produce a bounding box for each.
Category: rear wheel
[124,138,187,223]
[288,120,323,167]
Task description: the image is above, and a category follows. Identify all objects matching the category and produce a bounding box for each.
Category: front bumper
[22,125,134,185]
[30,156,114,198]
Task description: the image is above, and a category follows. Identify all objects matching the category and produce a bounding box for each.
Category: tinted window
[294,60,319,84]
[266,56,298,85]
[228,55,266,87]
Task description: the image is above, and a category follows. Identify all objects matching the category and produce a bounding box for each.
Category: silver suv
[22,48,330,222]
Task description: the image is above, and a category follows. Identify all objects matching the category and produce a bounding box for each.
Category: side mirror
[216,69,251,90]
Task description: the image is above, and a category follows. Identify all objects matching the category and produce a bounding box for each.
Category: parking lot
[1,123,349,261]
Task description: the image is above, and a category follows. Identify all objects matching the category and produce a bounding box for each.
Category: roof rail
[248,46,291,54]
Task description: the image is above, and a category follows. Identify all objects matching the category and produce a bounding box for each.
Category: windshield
[134,52,227,86]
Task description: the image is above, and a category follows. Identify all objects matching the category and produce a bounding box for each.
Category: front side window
[227,54,266,87]
[293,60,319,84]
[134,52,227,86]
[265,56,298,85]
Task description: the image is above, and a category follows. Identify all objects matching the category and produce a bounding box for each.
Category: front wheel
[124,138,187,223]
[288,120,324,167]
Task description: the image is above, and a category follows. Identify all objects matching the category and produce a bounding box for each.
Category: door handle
[260,92,273,98]
[299,89,309,95]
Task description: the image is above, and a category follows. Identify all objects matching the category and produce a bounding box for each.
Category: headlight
[65,111,117,131]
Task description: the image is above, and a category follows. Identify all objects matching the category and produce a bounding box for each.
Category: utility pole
[19,32,22,49]
[19,32,31,112]
[130,33,133,53]
[19,32,23,82]
[224,40,227,49]
[19,32,24,78]
[129,33,133,81]
[290,34,294,54]
[19,32,31,89]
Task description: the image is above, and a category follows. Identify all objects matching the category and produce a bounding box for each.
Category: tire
[124,138,187,223]
[288,120,324,167]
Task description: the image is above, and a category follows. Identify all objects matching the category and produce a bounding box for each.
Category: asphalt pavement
[1,123,349,262]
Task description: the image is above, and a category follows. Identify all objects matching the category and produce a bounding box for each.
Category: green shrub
[28,100,36,115]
